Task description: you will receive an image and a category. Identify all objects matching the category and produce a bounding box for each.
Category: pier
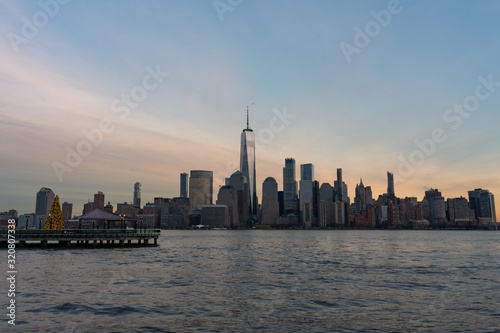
[1,229,161,248]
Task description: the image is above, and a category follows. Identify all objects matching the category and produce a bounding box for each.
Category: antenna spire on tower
[246,105,249,130]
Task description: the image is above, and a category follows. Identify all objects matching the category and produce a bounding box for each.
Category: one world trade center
[240,107,257,220]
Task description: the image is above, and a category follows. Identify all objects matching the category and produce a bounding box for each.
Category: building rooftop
[80,209,122,220]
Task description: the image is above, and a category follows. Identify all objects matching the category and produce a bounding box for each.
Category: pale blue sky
[1,0,499,215]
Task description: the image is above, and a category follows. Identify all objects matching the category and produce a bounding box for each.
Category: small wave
[48,302,96,314]
[97,304,137,316]
[313,299,338,307]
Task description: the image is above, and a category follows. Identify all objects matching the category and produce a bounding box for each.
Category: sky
[1,0,499,216]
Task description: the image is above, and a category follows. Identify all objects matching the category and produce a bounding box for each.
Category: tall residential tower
[336,168,343,201]
[387,172,395,196]
[133,182,141,207]
[94,191,105,210]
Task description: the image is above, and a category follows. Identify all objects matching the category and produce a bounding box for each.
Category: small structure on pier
[67,209,135,230]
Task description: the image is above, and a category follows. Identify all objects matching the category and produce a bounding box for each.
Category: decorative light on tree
[44,195,65,230]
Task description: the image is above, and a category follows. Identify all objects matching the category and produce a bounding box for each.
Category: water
[3,230,500,332]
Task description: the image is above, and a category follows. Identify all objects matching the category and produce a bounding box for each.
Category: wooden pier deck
[1,229,161,248]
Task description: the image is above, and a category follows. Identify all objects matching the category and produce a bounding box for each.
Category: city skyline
[3,122,500,216]
[6,163,497,223]
[1,1,499,214]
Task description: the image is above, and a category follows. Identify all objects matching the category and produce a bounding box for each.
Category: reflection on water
[9,230,500,332]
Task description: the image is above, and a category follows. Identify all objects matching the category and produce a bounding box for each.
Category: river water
[3,230,500,332]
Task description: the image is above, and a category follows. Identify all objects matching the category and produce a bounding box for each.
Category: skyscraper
[300,163,314,181]
[261,177,279,226]
[355,179,366,213]
[423,188,444,224]
[229,170,249,228]
[319,183,334,203]
[468,188,496,223]
[283,158,297,215]
[189,170,213,210]
[216,185,239,228]
[355,179,365,202]
[133,182,141,207]
[425,188,441,201]
[313,180,320,224]
[387,171,395,196]
[336,168,343,201]
[278,191,284,217]
[479,190,496,223]
[299,163,314,226]
[334,180,349,203]
[82,201,95,215]
[94,191,105,211]
[62,202,73,222]
[180,173,188,198]
[429,196,446,225]
[447,197,469,224]
[82,199,94,215]
[35,187,55,218]
[319,183,335,228]
[240,107,257,217]
[365,186,373,205]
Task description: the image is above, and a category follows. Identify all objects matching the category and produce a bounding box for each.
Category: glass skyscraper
[334,180,349,203]
[283,158,297,215]
[300,163,314,181]
[240,108,257,217]
[469,188,496,222]
[35,187,55,217]
[180,172,188,198]
[299,163,315,226]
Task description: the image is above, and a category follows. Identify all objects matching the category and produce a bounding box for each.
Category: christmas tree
[44,195,65,230]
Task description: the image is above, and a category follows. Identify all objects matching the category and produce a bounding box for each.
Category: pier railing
[1,229,161,247]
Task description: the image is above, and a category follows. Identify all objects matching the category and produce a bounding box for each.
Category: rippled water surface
[4,230,500,332]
